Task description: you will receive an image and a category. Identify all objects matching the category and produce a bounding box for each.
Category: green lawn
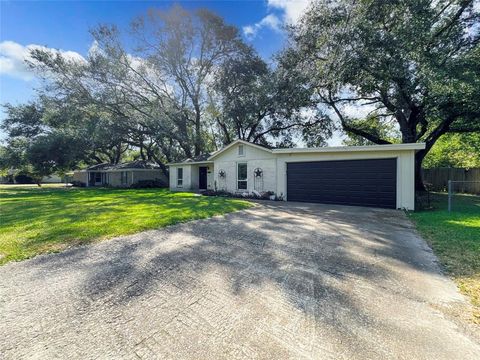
[408,193,480,322]
[0,185,251,265]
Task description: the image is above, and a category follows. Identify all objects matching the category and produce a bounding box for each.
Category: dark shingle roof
[86,163,111,171]
[87,160,161,171]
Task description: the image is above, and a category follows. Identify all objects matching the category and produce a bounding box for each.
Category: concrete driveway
[1,202,479,359]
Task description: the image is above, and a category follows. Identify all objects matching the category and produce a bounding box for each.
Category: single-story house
[167,140,426,210]
[73,160,167,187]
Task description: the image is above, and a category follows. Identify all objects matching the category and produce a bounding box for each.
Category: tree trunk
[415,151,426,192]
[194,105,202,156]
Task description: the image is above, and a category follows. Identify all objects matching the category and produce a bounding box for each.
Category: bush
[202,189,280,200]
[71,180,86,187]
[201,189,230,197]
[130,179,168,188]
[14,174,35,184]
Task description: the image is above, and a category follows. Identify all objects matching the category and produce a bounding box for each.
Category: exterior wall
[75,169,167,187]
[107,171,127,187]
[169,165,193,190]
[169,142,418,210]
[131,170,167,185]
[169,164,214,191]
[108,170,167,187]
[206,165,214,190]
[72,171,88,184]
[213,143,277,193]
[191,165,199,189]
[275,150,416,210]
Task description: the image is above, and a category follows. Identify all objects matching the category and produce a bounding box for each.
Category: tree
[28,5,250,162]
[0,99,109,185]
[423,133,480,168]
[211,47,333,147]
[282,0,480,190]
[342,115,400,146]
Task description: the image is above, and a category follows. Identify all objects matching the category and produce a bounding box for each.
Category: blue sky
[0,1,343,144]
[0,0,310,107]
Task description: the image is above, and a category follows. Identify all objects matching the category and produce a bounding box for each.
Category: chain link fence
[447,180,480,212]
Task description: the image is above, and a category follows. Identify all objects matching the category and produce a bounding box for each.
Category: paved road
[1,202,479,359]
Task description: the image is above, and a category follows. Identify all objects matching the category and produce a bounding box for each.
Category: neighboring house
[42,174,63,183]
[73,160,167,187]
[167,139,425,210]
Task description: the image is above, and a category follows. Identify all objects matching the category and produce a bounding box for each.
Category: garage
[286,158,397,208]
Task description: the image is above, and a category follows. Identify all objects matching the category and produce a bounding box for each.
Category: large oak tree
[282,0,480,190]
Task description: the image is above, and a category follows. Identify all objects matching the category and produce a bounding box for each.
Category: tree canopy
[282,0,480,188]
[1,5,331,180]
[423,133,480,168]
[1,2,479,186]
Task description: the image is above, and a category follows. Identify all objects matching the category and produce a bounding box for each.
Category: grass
[408,193,480,322]
[0,184,251,265]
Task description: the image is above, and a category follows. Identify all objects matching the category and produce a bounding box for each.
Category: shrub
[14,174,35,184]
[71,180,86,187]
[130,179,168,188]
[202,190,280,200]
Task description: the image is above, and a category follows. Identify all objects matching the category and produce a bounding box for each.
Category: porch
[170,162,214,191]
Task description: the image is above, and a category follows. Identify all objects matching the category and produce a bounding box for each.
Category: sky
[0,0,345,144]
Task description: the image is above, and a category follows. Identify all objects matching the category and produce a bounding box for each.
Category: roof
[166,140,426,166]
[86,160,162,171]
[182,153,213,163]
[272,143,426,154]
[207,139,274,161]
[86,163,111,171]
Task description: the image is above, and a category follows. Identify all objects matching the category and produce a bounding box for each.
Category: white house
[167,140,425,210]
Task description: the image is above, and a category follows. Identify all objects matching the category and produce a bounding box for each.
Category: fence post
[448,180,452,212]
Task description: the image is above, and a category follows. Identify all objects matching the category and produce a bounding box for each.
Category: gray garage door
[287,158,397,208]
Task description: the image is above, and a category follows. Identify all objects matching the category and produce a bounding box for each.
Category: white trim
[84,168,163,173]
[236,162,248,191]
[272,143,425,154]
[167,142,425,166]
[177,167,184,187]
[208,140,273,161]
[167,161,214,166]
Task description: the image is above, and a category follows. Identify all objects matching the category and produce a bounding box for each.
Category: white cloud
[243,0,311,38]
[268,0,311,24]
[0,40,85,81]
[242,14,282,38]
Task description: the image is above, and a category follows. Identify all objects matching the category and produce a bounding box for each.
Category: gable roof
[207,139,273,161]
[181,153,213,163]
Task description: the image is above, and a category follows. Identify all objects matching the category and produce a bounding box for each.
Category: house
[72,160,168,187]
[167,139,426,210]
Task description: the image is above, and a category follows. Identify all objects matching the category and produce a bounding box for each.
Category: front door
[199,167,208,189]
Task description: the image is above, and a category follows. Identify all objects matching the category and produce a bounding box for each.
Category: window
[121,171,128,185]
[238,144,244,156]
[237,163,247,190]
[177,168,183,187]
[95,172,102,183]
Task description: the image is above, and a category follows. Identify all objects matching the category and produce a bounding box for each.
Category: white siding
[169,141,419,210]
[213,143,276,193]
[169,165,192,190]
